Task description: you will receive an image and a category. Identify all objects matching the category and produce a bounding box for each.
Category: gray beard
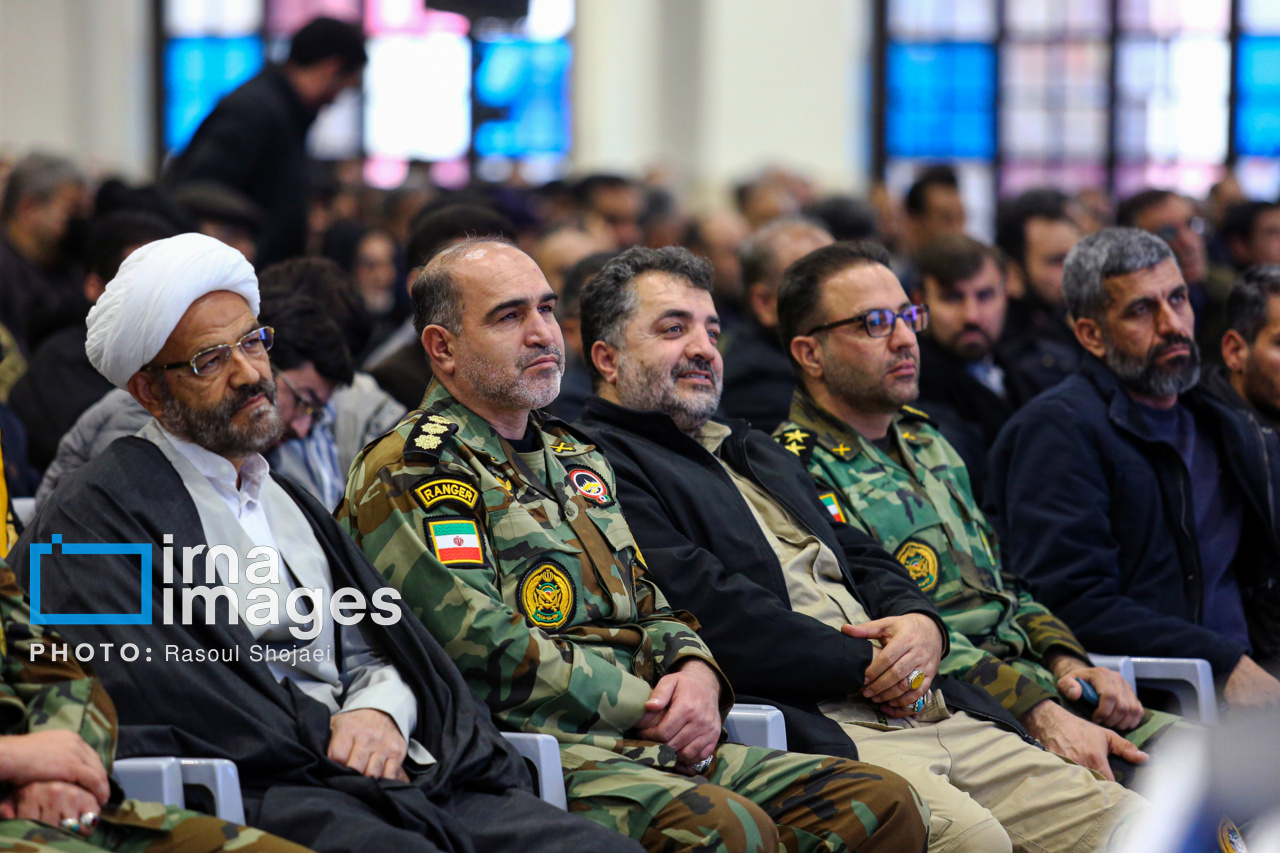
[615,355,721,434]
[156,374,284,457]
[456,345,565,412]
[1104,334,1201,398]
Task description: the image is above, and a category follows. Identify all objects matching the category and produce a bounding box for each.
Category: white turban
[86,233,260,389]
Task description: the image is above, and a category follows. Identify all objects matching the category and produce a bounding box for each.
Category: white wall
[573,0,874,209]
[0,0,154,182]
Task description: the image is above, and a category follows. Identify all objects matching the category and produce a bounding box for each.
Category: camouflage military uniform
[340,379,930,853]
[0,563,309,853]
[775,390,1178,751]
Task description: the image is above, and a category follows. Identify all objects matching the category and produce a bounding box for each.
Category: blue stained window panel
[886,42,995,158]
[165,36,264,154]
[1237,36,1280,156]
[473,38,571,158]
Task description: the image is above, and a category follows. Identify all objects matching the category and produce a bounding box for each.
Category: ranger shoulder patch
[426,517,486,566]
[894,540,939,592]
[414,477,480,512]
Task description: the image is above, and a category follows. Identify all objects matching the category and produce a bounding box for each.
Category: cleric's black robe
[11,436,637,853]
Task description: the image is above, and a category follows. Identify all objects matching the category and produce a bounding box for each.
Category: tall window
[876,0,1280,230]
[156,0,573,188]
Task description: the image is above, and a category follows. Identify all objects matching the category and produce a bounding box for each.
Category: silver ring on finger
[60,818,81,834]
[907,669,925,691]
[80,812,100,831]
[691,756,713,774]
[911,696,926,714]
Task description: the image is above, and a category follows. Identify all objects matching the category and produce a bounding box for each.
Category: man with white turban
[13,234,641,853]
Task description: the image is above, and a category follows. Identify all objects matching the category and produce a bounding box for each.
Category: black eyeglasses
[149,326,274,377]
[805,305,929,338]
[275,369,323,420]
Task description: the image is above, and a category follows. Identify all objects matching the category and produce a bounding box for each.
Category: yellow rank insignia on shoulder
[901,405,931,420]
[819,492,847,524]
[895,540,939,592]
[414,478,480,511]
[519,561,576,630]
[415,434,442,451]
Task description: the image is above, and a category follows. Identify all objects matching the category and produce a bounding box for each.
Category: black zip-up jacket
[986,355,1280,677]
[577,396,1032,761]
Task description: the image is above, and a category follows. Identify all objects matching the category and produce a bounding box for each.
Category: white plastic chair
[1129,656,1219,724]
[115,704,789,816]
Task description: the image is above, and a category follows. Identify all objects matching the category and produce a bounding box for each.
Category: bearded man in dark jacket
[574,245,1143,853]
[986,227,1280,710]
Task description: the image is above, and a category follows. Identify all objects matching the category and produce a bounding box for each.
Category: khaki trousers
[842,711,1144,853]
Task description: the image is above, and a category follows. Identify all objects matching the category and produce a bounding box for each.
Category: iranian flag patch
[427,519,485,565]
[819,492,847,524]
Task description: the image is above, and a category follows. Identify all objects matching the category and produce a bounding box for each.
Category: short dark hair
[994,188,1073,269]
[85,210,179,282]
[0,152,84,222]
[559,250,616,321]
[260,294,355,386]
[904,165,958,217]
[411,237,516,337]
[574,174,635,208]
[776,240,893,376]
[1221,201,1280,249]
[287,17,367,73]
[1061,227,1175,321]
[405,203,514,269]
[915,234,1002,293]
[259,256,373,357]
[1227,266,1280,343]
[1115,188,1177,228]
[803,196,878,243]
[579,246,713,389]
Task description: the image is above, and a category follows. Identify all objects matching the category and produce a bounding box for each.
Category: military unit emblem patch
[519,560,576,630]
[566,466,613,506]
[414,478,480,511]
[895,540,939,592]
[819,492,847,524]
[427,518,485,565]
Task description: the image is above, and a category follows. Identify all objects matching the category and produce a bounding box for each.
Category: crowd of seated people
[1,18,1279,852]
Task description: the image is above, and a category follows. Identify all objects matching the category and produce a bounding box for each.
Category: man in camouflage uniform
[0,561,309,853]
[340,238,929,853]
[771,238,1180,786]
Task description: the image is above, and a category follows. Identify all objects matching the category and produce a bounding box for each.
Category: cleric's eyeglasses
[805,305,929,338]
[149,326,274,377]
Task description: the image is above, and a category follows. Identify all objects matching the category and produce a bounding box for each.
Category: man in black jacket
[986,227,1280,710]
[165,18,366,267]
[576,246,1142,853]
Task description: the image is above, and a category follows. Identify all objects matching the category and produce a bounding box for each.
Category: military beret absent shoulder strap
[899,405,932,423]
[774,425,818,464]
[404,413,460,461]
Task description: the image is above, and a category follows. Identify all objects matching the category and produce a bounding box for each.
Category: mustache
[671,356,719,383]
[1151,333,1194,359]
[218,377,276,416]
[517,345,564,370]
